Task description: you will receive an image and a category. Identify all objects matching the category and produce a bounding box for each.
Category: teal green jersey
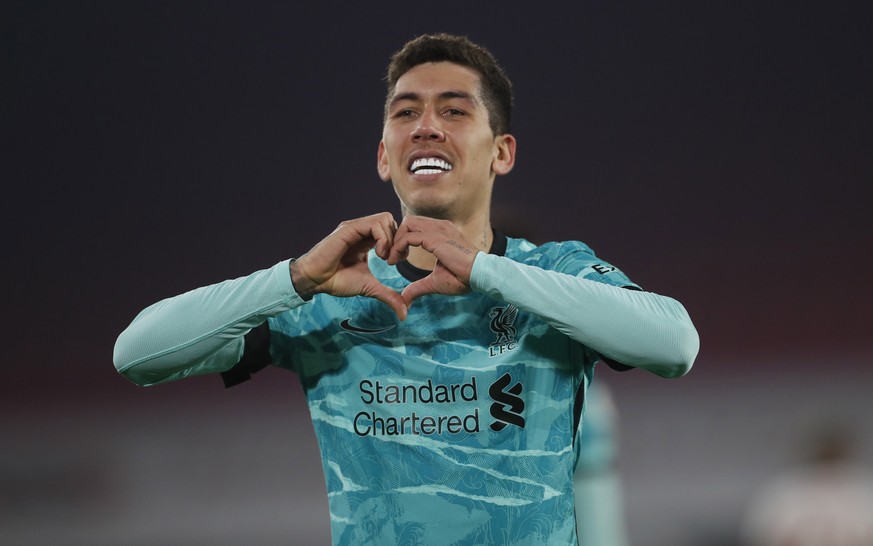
[574,383,630,546]
[268,234,637,546]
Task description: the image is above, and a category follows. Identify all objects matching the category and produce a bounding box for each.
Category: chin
[399,193,454,220]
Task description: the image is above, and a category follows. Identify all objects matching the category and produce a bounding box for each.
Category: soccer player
[574,382,630,546]
[740,425,873,546]
[114,33,699,545]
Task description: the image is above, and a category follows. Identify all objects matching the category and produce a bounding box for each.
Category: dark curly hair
[384,33,513,136]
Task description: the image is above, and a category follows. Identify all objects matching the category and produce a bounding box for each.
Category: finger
[391,231,431,259]
[339,212,391,240]
[371,221,390,259]
[387,223,416,264]
[399,215,452,236]
[370,212,400,258]
[364,283,408,320]
[400,278,434,307]
[380,213,398,254]
[386,243,409,265]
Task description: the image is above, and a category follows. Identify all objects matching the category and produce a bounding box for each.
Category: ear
[491,134,516,176]
[377,140,391,181]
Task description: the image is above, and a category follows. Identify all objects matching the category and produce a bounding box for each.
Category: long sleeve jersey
[114,232,698,545]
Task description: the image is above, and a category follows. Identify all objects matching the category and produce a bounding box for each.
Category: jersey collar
[396,230,507,282]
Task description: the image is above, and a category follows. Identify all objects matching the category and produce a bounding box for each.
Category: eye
[444,108,466,117]
[394,109,417,119]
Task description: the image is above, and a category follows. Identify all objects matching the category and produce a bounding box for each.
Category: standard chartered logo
[353,373,526,437]
[353,378,480,436]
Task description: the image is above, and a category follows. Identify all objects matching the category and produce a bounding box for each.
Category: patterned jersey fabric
[268,234,636,545]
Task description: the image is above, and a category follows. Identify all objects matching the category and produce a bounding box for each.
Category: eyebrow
[388,90,479,109]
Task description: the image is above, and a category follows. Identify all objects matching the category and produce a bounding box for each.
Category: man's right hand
[290,212,408,320]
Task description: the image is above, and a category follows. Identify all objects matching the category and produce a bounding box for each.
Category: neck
[405,213,492,271]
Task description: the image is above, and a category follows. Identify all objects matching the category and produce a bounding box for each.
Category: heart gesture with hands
[290,213,481,320]
[387,215,479,307]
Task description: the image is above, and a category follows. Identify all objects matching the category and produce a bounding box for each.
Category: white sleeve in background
[470,252,699,377]
[113,259,307,386]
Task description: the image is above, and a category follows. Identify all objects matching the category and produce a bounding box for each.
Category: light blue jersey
[114,228,698,543]
[574,382,630,546]
[268,234,637,545]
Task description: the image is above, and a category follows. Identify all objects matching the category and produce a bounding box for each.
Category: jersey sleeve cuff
[470,251,497,293]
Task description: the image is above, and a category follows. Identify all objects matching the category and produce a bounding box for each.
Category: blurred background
[2,1,870,544]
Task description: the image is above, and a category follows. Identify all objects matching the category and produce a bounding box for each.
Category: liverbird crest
[488,304,518,345]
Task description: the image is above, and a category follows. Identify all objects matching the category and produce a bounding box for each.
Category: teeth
[411,157,452,173]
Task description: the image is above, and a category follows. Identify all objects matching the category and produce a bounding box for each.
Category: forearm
[113,259,306,386]
[470,253,699,377]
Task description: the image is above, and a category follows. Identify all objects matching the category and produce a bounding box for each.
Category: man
[740,425,873,546]
[114,33,699,545]
[574,382,630,546]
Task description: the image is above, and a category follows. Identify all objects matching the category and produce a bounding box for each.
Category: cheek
[470,142,498,172]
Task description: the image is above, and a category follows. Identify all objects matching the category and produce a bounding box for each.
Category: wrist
[289,259,317,301]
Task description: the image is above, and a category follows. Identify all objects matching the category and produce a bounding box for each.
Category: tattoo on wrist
[446,240,473,255]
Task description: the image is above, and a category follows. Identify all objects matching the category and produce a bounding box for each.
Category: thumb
[364,282,409,321]
[400,277,437,308]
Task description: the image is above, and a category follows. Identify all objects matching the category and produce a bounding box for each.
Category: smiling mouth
[410,157,453,175]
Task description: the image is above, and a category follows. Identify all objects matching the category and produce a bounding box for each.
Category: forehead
[391,61,483,102]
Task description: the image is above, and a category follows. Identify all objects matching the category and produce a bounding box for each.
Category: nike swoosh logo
[339,319,395,334]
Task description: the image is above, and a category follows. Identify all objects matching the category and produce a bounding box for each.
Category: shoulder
[505,237,639,289]
[506,237,595,260]
[505,237,601,271]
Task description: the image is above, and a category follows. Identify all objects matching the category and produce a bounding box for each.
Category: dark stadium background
[2,2,870,544]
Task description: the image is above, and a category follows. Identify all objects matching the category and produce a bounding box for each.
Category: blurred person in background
[740,424,873,546]
[574,381,630,546]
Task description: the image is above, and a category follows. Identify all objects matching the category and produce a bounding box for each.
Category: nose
[411,109,446,142]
